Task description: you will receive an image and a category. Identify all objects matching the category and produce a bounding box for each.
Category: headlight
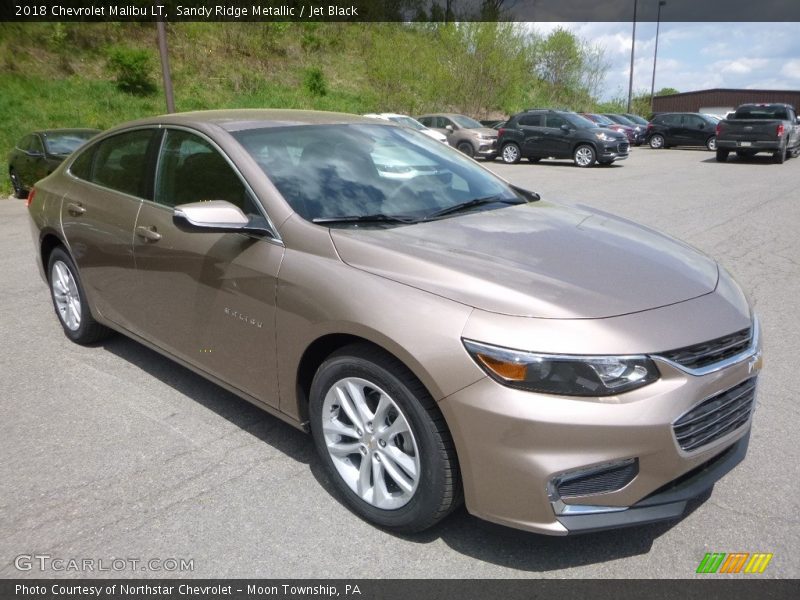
[594,132,615,142]
[463,340,660,396]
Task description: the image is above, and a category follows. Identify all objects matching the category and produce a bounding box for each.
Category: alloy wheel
[502,143,520,164]
[51,260,82,331]
[321,377,421,510]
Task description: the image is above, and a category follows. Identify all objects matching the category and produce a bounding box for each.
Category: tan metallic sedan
[27,110,762,535]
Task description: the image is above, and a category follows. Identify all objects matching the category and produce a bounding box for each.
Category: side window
[17,135,32,151]
[546,115,568,129]
[69,145,96,181]
[440,118,454,129]
[418,117,431,127]
[519,115,543,126]
[155,129,259,217]
[28,135,45,154]
[662,114,680,126]
[687,116,704,128]
[91,129,154,197]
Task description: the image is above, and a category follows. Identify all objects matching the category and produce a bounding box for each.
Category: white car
[364,113,449,144]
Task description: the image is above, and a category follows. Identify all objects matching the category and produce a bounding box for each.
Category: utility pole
[626,0,638,112]
[650,1,667,111]
[157,21,175,113]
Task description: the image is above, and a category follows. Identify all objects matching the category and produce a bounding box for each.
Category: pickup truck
[715,103,800,163]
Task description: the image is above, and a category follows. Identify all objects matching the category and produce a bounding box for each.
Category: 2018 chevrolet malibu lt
[28,110,761,535]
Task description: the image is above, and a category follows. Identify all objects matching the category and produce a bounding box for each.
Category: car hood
[469,127,498,137]
[330,201,718,319]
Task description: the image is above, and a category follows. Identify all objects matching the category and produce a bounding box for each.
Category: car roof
[417,113,471,118]
[102,109,384,135]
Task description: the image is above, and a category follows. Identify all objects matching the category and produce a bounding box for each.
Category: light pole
[650,1,667,111]
[626,0,638,112]
[157,21,175,114]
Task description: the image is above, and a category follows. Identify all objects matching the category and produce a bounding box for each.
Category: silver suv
[417,113,498,159]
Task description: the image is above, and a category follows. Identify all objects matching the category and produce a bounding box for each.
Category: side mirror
[173,200,272,237]
[26,150,44,157]
[698,123,705,130]
[560,124,570,132]
[445,125,454,133]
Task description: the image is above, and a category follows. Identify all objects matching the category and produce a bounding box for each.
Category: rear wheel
[706,136,717,151]
[501,143,521,164]
[456,142,474,158]
[649,134,665,149]
[573,144,596,168]
[9,168,26,199]
[309,344,461,533]
[47,247,111,344]
[774,147,786,164]
[715,150,729,162]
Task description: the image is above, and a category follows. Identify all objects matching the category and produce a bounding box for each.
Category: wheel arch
[40,230,67,279]
[293,332,446,426]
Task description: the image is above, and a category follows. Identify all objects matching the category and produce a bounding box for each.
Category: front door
[131,128,284,408]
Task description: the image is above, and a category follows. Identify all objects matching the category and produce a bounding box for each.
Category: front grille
[660,327,751,370]
[673,378,756,452]
[556,459,639,498]
[618,143,630,153]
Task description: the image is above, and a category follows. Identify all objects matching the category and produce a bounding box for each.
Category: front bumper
[475,139,498,158]
[439,322,761,535]
[598,141,630,162]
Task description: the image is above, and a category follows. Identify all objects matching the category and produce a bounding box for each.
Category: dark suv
[498,110,629,167]
[646,113,719,150]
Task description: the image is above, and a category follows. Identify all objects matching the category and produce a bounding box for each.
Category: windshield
[233,124,518,225]
[608,114,636,126]
[588,114,615,126]
[624,114,649,125]
[566,113,599,129]
[387,116,426,131]
[451,115,483,129]
[44,132,96,155]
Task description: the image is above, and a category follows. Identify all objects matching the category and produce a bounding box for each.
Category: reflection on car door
[60,128,156,330]
[132,128,284,408]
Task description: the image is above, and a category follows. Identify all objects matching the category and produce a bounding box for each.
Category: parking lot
[1,146,798,579]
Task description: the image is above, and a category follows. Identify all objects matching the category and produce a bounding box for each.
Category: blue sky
[534,22,800,100]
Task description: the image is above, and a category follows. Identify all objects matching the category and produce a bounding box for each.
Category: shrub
[107,46,156,95]
[303,67,327,97]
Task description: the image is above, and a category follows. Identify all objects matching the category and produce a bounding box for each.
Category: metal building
[652,88,800,117]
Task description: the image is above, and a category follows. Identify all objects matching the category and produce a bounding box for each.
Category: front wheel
[573,144,596,167]
[47,247,111,344]
[309,344,461,533]
[501,142,521,164]
[706,136,717,151]
[9,168,27,199]
[649,134,665,149]
[456,142,474,158]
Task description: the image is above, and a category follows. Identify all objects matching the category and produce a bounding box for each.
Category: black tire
[309,343,461,533]
[47,246,112,345]
[706,136,717,151]
[456,142,474,158]
[649,134,665,149]
[774,147,787,164]
[500,142,521,164]
[9,168,27,199]
[573,144,596,168]
[715,149,729,163]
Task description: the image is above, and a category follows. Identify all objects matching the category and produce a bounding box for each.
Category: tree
[656,87,680,96]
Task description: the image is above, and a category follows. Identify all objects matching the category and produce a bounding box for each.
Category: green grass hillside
[0,22,642,195]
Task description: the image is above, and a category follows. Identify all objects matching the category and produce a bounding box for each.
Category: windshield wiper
[425,195,525,220]
[312,214,419,225]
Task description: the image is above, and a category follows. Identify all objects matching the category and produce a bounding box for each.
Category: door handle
[67,202,85,216]
[136,225,162,242]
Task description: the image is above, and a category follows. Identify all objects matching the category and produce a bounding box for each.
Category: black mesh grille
[673,378,756,452]
[660,327,751,370]
[618,143,630,153]
[556,459,639,498]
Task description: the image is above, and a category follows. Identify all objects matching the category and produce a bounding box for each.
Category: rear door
[685,115,711,146]
[518,114,545,155]
[59,128,157,329]
[131,127,284,408]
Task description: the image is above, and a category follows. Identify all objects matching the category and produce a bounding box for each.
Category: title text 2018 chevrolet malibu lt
[28,110,762,535]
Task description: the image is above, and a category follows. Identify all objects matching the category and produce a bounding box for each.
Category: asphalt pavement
[1,147,798,578]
